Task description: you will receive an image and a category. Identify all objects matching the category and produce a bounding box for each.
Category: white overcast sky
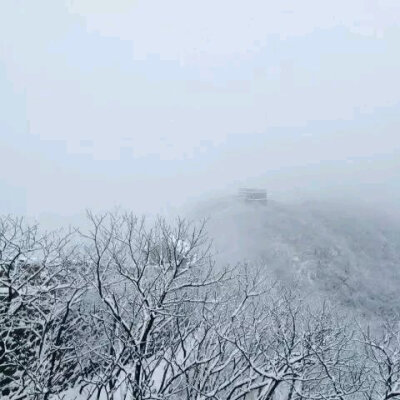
[1,0,400,218]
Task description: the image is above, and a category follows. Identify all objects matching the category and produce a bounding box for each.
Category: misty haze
[1,1,400,399]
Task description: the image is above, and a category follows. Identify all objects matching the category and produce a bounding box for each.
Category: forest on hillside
[1,211,400,400]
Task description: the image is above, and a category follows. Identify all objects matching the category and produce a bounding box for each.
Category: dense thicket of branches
[0,213,399,400]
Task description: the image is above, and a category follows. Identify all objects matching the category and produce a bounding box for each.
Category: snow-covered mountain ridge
[189,197,400,318]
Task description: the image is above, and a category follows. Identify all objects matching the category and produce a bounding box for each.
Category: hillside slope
[189,197,400,318]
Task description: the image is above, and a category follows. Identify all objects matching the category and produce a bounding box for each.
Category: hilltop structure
[238,188,267,204]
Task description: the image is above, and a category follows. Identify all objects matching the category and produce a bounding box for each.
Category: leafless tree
[75,212,229,400]
[362,319,400,400]
[0,216,85,400]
